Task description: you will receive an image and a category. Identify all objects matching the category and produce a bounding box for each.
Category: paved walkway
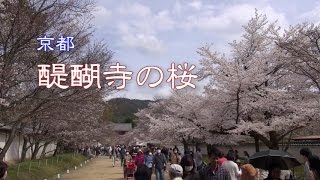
[61,156,123,180]
[61,156,170,180]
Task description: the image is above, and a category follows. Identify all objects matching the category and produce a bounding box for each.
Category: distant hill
[103,98,153,124]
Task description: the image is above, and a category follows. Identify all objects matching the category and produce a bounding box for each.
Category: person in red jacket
[135,149,145,167]
[217,151,227,166]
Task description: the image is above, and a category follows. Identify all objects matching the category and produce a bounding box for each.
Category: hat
[169,164,183,176]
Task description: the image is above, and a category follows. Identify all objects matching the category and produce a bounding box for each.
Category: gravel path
[60,156,170,180]
[61,156,123,180]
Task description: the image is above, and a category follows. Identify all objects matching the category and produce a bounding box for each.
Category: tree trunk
[195,142,199,151]
[269,144,279,150]
[254,136,260,152]
[268,132,280,150]
[183,143,188,152]
[284,131,293,152]
[182,138,188,153]
[53,140,63,156]
[40,142,50,158]
[31,141,41,160]
[236,86,241,124]
[20,136,30,162]
[206,144,212,155]
[0,125,18,160]
[53,146,58,156]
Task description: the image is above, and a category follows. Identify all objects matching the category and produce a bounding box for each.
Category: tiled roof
[292,135,320,140]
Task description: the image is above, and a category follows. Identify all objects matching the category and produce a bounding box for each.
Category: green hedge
[7,153,87,180]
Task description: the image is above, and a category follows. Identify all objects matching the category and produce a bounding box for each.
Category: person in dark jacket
[0,161,7,180]
[308,155,320,180]
[264,165,281,180]
[199,149,230,180]
[135,164,151,180]
[180,154,199,180]
[120,147,126,166]
[153,148,167,180]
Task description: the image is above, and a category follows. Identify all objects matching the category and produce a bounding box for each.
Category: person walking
[308,155,320,180]
[135,164,152,180]
[168,148,173,162]
[180,154,199,180]
[301,148,313,180]
[135,149,145,167]
[116,146,121,160]
[222,151,242,180]
[174,145,180,153]
[162,147,169,162]
[145,150,154,180]
[217,151,227,166]
[241,162,257,180]
[264,165,282,180]
[123,151,133,179]
[168,164,184,180]
[120,146,126,166]
[243,151,250,164]
[194,147,205,171]
[153,148,167,180]
[199,149,230,180]
[108,146,112,159]
[234,150,239,161]
[111,146,117,167]
[0,161,7,180]
[170,148,181,164]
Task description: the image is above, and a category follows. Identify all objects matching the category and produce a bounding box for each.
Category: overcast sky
[91,0,320,100]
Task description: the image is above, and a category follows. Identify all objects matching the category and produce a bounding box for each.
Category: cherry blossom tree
[127,11,319,152]
[198,11,320,150]
[132,90,247,150]
[18,88,119,161]
[0,0,114,159]
[275,23,320,92]
[271,23,320,150]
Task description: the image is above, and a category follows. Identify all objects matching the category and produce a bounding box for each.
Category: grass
[7,153,87,180]
[292,166,304,180]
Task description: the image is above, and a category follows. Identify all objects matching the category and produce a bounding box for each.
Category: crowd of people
[107,145,320,180]
[0,143,319,180]
[78,145,113,157]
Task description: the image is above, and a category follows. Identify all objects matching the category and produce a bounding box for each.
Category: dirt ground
[61,156,170,180]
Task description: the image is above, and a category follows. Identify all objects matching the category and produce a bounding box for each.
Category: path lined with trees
[61,156,123,180]
[61,156,170,180]
[1,0,320,179]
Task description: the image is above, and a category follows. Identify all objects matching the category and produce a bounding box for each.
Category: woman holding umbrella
[264,165,281,180]
[249,150,301,180]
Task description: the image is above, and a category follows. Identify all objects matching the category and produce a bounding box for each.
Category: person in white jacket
[222,151,242,180]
